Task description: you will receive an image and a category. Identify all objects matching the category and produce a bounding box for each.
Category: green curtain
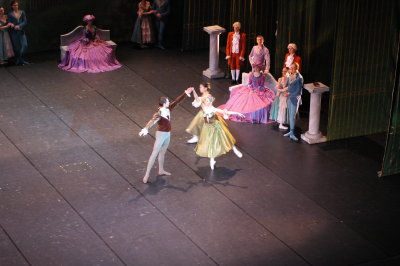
[381,36,400,177]
[181,0,230,50]
[327,0,398,140]
[274,0,337,82]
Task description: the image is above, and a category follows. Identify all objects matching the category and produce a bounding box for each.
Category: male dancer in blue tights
[139,87,192,183]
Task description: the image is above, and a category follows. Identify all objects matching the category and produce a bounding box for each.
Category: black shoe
[17,60,30,66]
[231,80,236,85]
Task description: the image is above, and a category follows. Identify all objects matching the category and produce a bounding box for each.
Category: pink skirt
[59,39,121,73]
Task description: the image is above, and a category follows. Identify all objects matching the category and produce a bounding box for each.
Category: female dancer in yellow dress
[191,91,244,170]
[186,82,212,144]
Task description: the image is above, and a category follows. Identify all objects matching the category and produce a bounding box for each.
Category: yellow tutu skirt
[186,110,204,136]
[195,115,236,158]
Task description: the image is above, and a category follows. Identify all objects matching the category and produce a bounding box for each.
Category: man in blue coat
[8,1,28,65]
[153,0,170,49]
[283,62,303,141]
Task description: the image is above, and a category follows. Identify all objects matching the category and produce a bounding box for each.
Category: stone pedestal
[301,82,330,144]
[203,25,226,79]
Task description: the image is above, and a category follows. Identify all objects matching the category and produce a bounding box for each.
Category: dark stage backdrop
[0,0,136,52]
[182,0,229,51]
[0,0,184,53]
[327,1,398,141]
[275,0,337,84]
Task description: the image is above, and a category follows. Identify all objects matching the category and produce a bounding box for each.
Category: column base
[203,68,225,79]
[301,131,327,144]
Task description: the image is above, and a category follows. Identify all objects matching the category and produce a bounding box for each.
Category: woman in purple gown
[218,66,275,124]
[59,14,121,73]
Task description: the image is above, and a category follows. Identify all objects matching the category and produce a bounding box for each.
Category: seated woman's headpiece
[83,14,95,22]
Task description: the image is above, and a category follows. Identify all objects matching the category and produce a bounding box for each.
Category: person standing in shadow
[0,6,15,65]
[8,1,28,65]
[152,0,170,49]
[131,0,156,48]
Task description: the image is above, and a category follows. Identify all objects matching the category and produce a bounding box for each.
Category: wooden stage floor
[1,45,400,266]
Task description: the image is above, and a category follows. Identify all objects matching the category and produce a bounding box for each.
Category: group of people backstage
[224,21,304,141]
[139,84,244,183]
[0,1,28,66]
[0,1,121,73]
[58,0,170,73]
[131,0,170,49]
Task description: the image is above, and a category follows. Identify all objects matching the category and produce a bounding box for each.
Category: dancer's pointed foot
[187,135,198,144]
[290,134,299,141]
[210,158,216,170]
[279,124,288,130]
[143,175,149,184]
[232,146,243,158]
[158,170,171,176]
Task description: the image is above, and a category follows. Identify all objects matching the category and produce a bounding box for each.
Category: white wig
[232,21,241,29]
[287,43,297,51]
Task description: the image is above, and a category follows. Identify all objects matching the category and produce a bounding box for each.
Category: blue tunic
[8,10,28,64]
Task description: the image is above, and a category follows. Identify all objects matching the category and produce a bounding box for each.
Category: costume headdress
[83,14,95,22]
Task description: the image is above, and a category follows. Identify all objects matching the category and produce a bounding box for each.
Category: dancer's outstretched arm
[170,87,193,110]
[214,107,245,118]
[191,88,204,108]
[139,112,160,136]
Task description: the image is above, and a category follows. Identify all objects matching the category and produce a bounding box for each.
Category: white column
[203,25,226,79]
[301,83,330,144]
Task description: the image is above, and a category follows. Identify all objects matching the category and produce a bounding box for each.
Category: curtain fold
[274,0,337,83]
[182,0,229,51]
[381,32,400,177]
[327,0,397,141]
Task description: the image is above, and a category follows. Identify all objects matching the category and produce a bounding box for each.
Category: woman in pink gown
[59,14,121,73]
[219,66,275,124]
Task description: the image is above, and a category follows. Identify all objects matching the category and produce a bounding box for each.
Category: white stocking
[231,70,236,80]
[235,70,240,81]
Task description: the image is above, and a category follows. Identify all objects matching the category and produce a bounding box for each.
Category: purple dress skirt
[0,20,15,61]
[219,73,275,124]
[59,28,121,73]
